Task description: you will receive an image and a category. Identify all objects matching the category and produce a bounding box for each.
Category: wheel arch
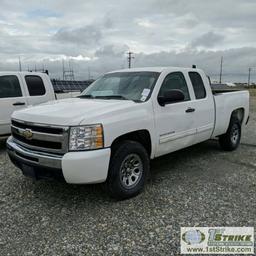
[110,129,152,157]
[230,108,245,125]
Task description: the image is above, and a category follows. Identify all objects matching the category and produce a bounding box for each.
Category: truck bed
[212,90,250,138]
[211,84,246,94]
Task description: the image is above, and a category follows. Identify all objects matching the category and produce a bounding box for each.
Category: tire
[107,140,150,200]
[219,117,241,151]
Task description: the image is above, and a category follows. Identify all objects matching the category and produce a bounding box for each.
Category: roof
[0,71,48,76]
[108,66,203,73]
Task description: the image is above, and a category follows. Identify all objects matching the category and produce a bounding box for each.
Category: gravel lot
[0,98,255,256]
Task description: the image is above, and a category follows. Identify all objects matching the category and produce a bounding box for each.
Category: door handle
[13,102,25,106]
[186,107,195,113]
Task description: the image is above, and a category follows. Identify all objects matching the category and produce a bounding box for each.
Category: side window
[159,72,190,101]
[25,76,46,96]
[0,75,22,98]
[189,72,206,99]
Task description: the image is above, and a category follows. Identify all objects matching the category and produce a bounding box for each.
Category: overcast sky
[0,0,256,82]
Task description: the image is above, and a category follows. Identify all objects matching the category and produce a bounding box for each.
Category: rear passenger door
[0,75,28,135]
[188,71,215,143]
[23,75,52,106]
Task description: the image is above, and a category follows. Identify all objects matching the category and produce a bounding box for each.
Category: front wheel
[107,140,150,200]
[219,117,241,151]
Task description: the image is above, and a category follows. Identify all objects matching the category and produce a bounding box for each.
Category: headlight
[69,124,104,151]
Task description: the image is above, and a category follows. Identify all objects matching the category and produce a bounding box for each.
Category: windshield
[79,71,160,102]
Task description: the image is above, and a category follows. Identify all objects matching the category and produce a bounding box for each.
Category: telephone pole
[127,52,134,69]
[248,67,252,86]
[19,57,22,71]
[219,56,223,84]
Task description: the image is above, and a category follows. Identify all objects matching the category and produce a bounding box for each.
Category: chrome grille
[11,119,69,155]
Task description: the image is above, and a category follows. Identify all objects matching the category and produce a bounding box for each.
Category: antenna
[127,51,135,69]
[62,59,75,81]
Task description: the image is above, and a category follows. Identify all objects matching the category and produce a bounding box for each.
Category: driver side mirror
[158,89,185,106]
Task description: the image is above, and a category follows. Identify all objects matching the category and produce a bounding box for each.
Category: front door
[154,71,197,157]
[0,75,27,135]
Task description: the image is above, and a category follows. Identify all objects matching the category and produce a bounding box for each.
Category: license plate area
[21,164,37,179]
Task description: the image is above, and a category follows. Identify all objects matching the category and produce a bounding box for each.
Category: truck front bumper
[6,137,111,184]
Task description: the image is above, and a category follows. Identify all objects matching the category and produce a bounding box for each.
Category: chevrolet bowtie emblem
[21,129,33,140]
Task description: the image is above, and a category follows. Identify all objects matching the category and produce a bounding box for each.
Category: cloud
[95,44,129,58]
[0,0,255,82]
[26,9,61,19]
[53,25,102,45]
[190,32,225,48]
[1,46,255,83]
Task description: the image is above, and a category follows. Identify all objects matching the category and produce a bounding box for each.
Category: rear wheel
[107,140,150,200]
[219,117,241,151]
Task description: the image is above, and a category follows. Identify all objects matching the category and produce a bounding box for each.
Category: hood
[12,98,137,126]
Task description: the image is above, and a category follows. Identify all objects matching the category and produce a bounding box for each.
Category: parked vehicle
[6,67,250,199]
[0,72,55,136]
[0,72,84,137]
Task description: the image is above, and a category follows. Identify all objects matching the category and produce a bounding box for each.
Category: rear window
[25,75,46,96]
[189,72,206,99]
[0,75,22,98]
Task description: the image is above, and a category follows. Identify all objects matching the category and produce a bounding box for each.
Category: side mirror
[158,89,185,106]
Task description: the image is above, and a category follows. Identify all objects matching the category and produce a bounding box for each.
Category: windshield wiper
[94,95,129,100]
[78,94,139,103]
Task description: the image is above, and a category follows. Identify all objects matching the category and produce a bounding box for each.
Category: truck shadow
[150,139,220,179]
[0,139,7,153]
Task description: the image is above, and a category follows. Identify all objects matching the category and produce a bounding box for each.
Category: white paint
[10,67,250,184]
[62,148,111,184]
[0,72,54,135]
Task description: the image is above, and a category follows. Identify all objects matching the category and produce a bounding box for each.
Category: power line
[127,51,135,69]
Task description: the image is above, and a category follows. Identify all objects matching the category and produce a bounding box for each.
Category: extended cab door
[22,74,55,106]
[0,74,28,135]
[154,71,197,157]
[187,71,215,143]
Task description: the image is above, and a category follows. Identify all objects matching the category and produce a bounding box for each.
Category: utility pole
[219,56,223,84]
[127,51,134,69]
[19,57,22,71]
[62,59,65,80]
[248,67,252,86]
[88,67,91,80]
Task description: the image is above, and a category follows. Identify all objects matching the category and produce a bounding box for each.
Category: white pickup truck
[0,72,81,137]
[7,67,250,199]
[0,71,84,139]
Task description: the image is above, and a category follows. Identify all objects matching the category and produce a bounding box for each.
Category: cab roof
[108,66,203,74]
